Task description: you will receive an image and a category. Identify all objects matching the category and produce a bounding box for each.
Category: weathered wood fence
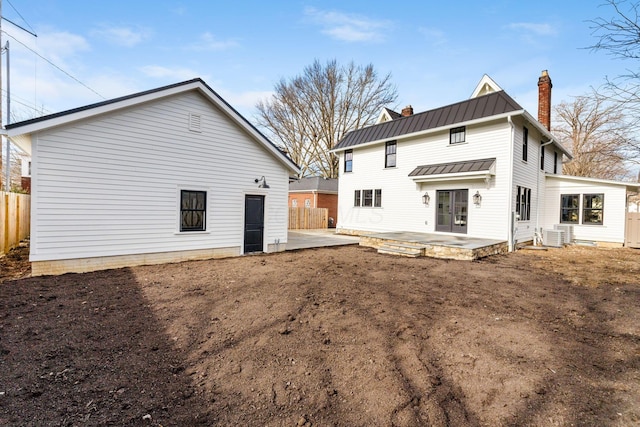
[288,207,328,229]
[1,191,31,255]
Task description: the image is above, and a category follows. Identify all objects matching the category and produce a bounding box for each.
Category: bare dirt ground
[0,243,639,426]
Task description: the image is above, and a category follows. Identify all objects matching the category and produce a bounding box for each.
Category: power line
[1,30,106,100]
[5,0,36,35]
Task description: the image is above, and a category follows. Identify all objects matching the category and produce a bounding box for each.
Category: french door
[436,190,468,234]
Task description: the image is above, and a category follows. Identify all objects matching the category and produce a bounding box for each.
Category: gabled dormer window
[450,126,466,144]
[385,141,396,168]
[522,127,528,161]
[344,150,353,172]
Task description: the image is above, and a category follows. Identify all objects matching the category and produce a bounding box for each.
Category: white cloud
[91,25,152,47]
[16,28,91,68]
[187,32,239,51]
[507,22,557,37]
[418,27,447,46]
[220,90,274,115]
[304,7,391,42]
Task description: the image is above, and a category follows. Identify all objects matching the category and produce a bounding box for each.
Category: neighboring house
[331,71,639,249]
[5,78,299,276]
[20,155,31,193]
[288,177,338,227]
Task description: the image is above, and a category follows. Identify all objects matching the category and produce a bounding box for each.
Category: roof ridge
[334,90,523,150]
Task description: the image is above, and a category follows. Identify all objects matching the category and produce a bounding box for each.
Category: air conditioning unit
[554,224,574,244]
[544,229,565,248]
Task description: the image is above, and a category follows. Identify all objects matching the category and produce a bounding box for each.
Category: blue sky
[0,0,630,124]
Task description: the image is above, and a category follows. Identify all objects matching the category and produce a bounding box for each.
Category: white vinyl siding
[30,91,289,261]
[337,121,512,240]
[511,121,548,243]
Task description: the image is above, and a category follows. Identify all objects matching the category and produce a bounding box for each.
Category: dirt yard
[0,243,638,426]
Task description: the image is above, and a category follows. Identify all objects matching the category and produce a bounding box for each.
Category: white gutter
[507,116,515,252]
[534,139,554,245]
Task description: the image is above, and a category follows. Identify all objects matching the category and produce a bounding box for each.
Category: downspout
[507,116,515,251]
[535,139,554,245]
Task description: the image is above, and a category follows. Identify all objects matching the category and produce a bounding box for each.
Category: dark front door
[244,195,265,253]
[436,190,468,234]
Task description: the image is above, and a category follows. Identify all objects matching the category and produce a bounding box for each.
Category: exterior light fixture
[422,192,430,206]
[473,191,482,206]
[255,176,270,188]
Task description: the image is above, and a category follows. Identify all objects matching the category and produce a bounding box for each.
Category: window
[354,189,382,208]
[305,199,311,208]
[180,190,206,232]
[385,141,396,168]
[292,199,298,207]
[522,127,528,161]
[554,152,558,174]
[540,145,545,170]
[374,189,382,207]
[560,194,579,223]
[344,150,353,172]
[450,126,466,144]
[583,194,604,225]
[515,186,531,221]
[363,190,373,207]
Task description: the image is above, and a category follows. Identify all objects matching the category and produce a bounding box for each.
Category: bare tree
[554,92,635,180]
[256,59,397,178]
[589,1,640,126]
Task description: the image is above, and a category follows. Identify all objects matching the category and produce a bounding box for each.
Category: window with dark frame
[560,194,579,223]
[450,126,466,144]
[354,189,382,207]
[180,190,206,232]
[522,127,528,161]
[385,141,396,168]
[363,189,373,207]
[554,152,558,174]
[515,186,531,221]
[583,194,604,225]
[540,145,545,170]
[344,150,353,172]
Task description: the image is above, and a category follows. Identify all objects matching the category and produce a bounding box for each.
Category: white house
[331,71,639,250]
[5,78,299,275]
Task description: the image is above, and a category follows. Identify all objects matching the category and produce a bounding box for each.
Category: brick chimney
[537,70,552,131]
[401,105,414,117]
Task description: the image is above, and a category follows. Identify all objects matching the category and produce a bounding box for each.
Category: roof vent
[189,113,202,132]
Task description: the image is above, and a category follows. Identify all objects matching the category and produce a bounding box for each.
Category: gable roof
[289,177,338,193]
[5,78,300,174]
[470,74,503,98]
[333,90,523,151]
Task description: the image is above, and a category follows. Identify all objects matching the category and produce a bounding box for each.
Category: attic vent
[189,113,202,132]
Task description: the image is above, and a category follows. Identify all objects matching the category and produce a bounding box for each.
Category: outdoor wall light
[255,176,270,188]
[473,191,482,206]
[422,192,430,206]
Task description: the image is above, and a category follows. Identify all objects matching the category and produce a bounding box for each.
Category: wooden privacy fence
[288,207,328,229]
[1,192,31,255]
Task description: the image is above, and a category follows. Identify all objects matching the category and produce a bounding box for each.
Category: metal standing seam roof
[409,158,496,178]
[334,90,523,150]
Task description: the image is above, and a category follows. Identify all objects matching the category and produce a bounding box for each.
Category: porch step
[377,242,425,258]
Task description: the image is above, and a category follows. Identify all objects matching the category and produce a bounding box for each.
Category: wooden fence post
[3,193,8,253]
